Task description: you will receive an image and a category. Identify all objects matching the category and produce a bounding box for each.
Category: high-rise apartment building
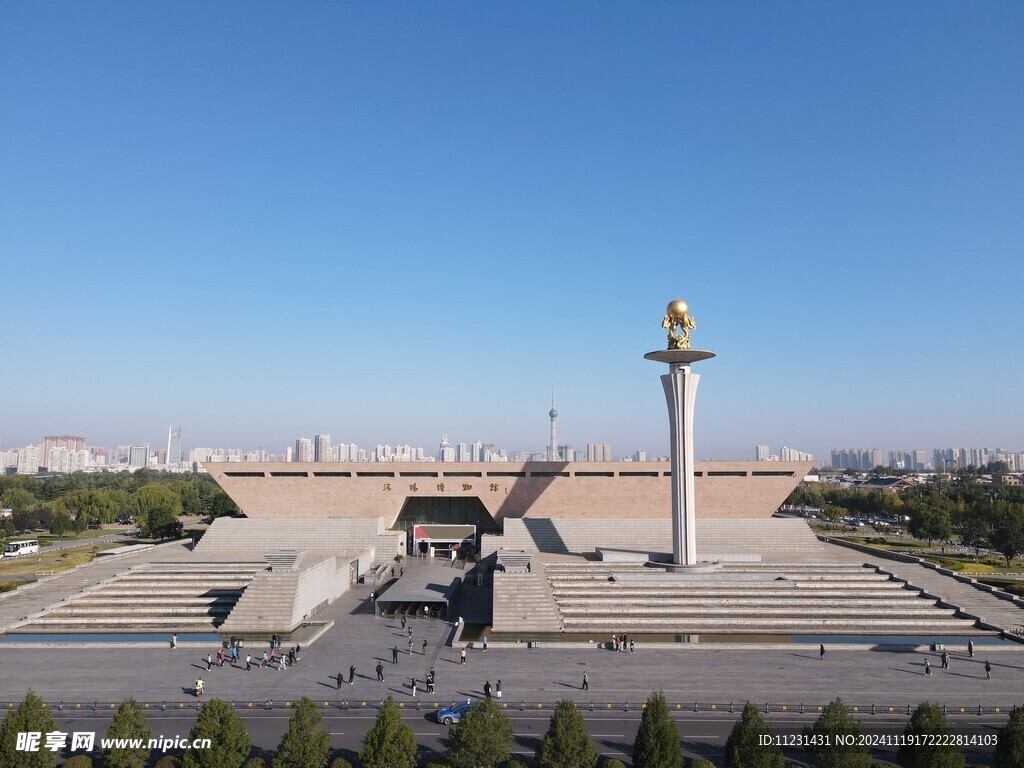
[633,450,647,462]
[314,434,332,462]
[128,445,150,468]
[779,446,813,462]
[438,435,455,462]
[17,445,40,475]
[457,442,470,462]
[830,448,881,471]
[587,443,612,462]
[294,437,314,462]
[42,435,86,470]
[756,445,771,461]
[166,426,182,466]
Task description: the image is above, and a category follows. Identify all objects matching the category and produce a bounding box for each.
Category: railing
[14,698,1020,718]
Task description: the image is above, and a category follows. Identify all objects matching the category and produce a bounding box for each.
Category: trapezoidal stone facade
[207,461,813,525]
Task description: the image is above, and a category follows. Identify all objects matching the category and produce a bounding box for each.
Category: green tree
[633,691,682,768]
[990,502,1024,567]
[209,489,241,518]
[142,507,183,540]
[48,510,72,536]
[994,705,1024,768]
[102,697,152,768]
[446,698,514,768]
[360,696,418,768]
[908,503,952,547]
[723,702,784,768]
[182,698,252,768]
[1,487,36,514]
[689,761,716,768]
[134,484,183,517]
[0,689,58,768]
[895,702,964,768]
[536,699,599,768]
[171,481,204,516]
[63,757,93,768]
[272,697,331,768]
[803,698,869,768]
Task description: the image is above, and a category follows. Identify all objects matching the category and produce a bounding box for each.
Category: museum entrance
[391,497,500,556]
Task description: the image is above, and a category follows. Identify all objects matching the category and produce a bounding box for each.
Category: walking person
[349,664,356,685]
[924,659,932,675]
[245,654,252,671]
[629,640,635,655]
[336,671,344,690]
[171,633,177,650]
[484,681,492,699]
[941,651,949,669]
[819,644,826,660]
[460,648,466,665]
[985,660,992,680]
[411,677,417,697]
[582,671,589,691]
[376,661,384,682]
[392,646,399,664]
[496,679,502,699]
[422,639,428,656]
[260,651,269,668]
[968,639,975,658]
[401,616,406,630]
[206,653,213,671]
[278,655,287,672]
[482,636,488,653]
[408,637,414,655]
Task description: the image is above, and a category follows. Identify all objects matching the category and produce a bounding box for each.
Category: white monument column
[645,300,715,567]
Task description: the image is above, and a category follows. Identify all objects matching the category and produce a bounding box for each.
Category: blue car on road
[436,699,476,725]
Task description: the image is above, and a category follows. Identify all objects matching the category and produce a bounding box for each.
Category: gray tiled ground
[1,575,1022,710]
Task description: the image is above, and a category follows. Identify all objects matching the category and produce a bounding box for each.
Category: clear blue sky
[2,2,1022,461]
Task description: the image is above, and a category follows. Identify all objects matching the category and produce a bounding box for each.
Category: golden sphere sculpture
[662,299,695,350]
[666,299,689,319]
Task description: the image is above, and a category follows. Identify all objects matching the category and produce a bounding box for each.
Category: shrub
[723,702,784,768]
[446,698,514,768]
[603,761,627,768]
[332,759,355,768]
[395,554,404,562]
[689,761,717,768]
[0,689,58,768]
[154,758,183,768]
[244,760,267,768]
[182,699,251,768]
[63,757,94,768]
[471,553,482,563]
[994,705,1024,768]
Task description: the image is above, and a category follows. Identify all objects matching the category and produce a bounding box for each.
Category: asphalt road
[41,708,1005,766]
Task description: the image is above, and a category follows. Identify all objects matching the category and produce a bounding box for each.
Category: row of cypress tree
[2,689,1023,768]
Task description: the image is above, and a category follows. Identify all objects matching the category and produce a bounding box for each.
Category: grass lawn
[0,542,124,577]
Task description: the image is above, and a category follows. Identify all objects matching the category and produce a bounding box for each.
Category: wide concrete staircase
[14,563,265,633]
[492,571,562,634]
[482,518,823,560]
[194,517,404,564]
[515,562,979,636]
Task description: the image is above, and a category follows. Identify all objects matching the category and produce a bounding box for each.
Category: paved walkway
[819,542,1024,631]
[1,576,1022,710]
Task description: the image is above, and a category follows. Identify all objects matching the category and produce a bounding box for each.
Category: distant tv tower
[548,387,559,461]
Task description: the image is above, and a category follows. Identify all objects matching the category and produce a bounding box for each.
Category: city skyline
[2,4,1022,458]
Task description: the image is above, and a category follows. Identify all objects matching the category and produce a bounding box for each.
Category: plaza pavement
[2,576,1023,711]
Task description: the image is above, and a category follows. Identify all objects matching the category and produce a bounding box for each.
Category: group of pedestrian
[610,634,630,652]
[923,645,992,680]
[483,679,501,699]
